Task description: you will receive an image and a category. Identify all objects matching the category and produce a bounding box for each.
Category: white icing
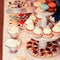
[52,26,60,32]
[5,38,20,47]
[33,27,42,34]
[43,26,52,34]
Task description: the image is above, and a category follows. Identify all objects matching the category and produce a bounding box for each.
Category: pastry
[33,27,42,38]
[52,41,58,46]
[46,51,53,57]
[48,2,56,12]
[52,26,60,36]
[43,26,53,38]
[39,49,46,58]
[45,48,51,53]
[40,4,49,11]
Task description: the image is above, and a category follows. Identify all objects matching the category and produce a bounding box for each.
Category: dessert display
[4,0,60,60]
[4,38,21,53]
[26,39,60,58]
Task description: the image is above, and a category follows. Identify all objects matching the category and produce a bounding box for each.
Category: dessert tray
[3,0,60,60]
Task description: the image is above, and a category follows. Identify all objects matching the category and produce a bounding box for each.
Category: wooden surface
[0,0,3,60]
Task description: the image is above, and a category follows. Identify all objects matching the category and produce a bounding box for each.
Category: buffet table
[3,0,60,60]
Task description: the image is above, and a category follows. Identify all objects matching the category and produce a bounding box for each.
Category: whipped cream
[43,26,52,34]
[5,38,20,47]
[52,26,60,32]
[33,27,42,34]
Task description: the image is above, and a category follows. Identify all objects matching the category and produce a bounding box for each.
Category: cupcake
[52,26,60,36]
[33,27,42,38]
[5,38,20,53]
[7,26,20,39]
[43,26,53,38]
[25,19,34,33]
[48,2,56,12]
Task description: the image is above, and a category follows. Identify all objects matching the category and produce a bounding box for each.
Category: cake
[48,2,56,12]
[25,18,34,33]
[33,27,42,38]
[7,25,20,38]
[52,26,60,36]
[40,4,49,11]
[43,26,53,38]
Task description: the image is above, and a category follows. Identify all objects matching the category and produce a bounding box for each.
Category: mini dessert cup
[4,38,21,53]
[7,25,20,39]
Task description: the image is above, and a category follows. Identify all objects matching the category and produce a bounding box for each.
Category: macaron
[46,0,54,3]
[48,2,56,8]
[48,2,56,12]
[33,2,41,8]
[40,4,49,10]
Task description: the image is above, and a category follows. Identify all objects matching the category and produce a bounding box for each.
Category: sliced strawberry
[20,20,25,24]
